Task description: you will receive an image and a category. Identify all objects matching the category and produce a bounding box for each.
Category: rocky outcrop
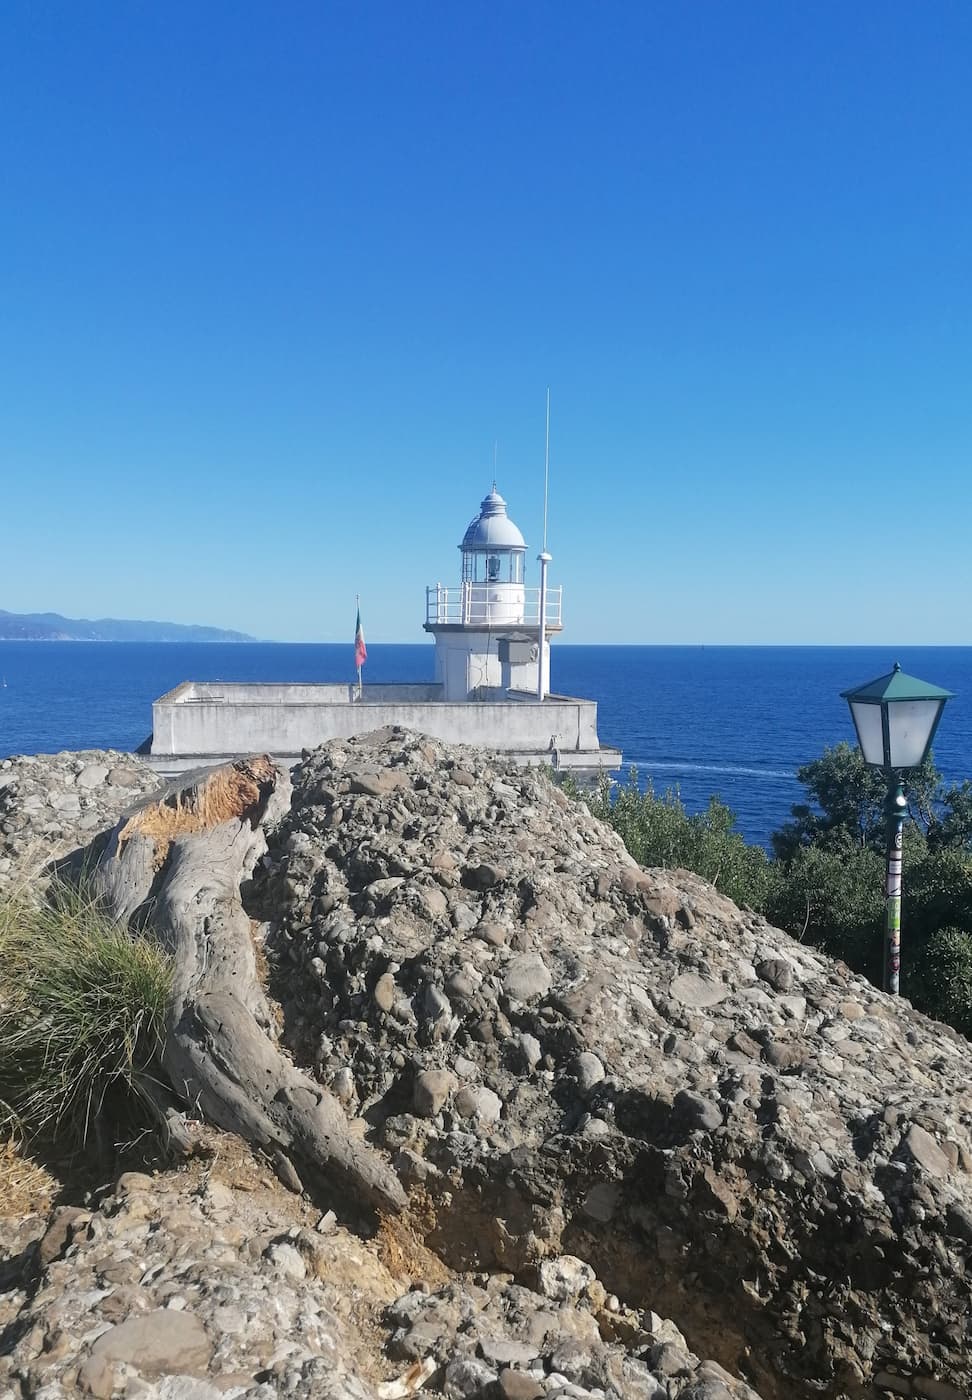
[1,731,971,1400]
[250,731,972,1400]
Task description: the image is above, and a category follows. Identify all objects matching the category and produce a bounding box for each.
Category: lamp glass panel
[886,699,943,769]
[849,700,886,766]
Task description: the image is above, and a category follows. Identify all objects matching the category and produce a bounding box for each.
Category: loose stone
[503,953,552,1002]
[374,972,397,1012]
[413,1069,458,1118]
[571,1052,605,1094]
[454,1085,503,1124]
[538,1256,596,1302]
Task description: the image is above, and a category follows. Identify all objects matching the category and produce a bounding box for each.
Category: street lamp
[840,663,953,995]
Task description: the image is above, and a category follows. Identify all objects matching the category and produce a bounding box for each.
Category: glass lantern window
[849,701,886,767]
[886,699,944,769]
[462,552,524,583]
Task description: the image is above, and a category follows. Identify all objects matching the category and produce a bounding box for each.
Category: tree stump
[92,755,406,1215]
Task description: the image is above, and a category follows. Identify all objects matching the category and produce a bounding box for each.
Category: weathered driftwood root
[93,756,406,1215]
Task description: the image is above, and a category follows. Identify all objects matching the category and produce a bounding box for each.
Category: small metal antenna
[542,387,550,551]
[493,440,498,489]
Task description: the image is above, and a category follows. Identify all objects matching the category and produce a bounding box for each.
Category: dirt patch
[377,1198,452,1290]
[407,1181,778,1399]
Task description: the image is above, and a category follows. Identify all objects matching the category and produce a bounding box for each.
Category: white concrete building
[145,486,620,777]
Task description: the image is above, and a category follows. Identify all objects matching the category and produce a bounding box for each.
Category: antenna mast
[537,387,552,704]
[542,387,550,551]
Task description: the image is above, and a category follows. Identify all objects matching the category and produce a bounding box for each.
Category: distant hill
[0,609,256,642]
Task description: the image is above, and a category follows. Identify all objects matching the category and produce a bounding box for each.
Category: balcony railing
[426,583,563,628]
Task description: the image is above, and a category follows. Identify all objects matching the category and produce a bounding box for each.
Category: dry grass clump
[0,881,172,1154]
[0,1136,58,1217]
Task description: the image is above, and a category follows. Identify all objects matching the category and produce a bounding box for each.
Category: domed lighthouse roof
[460,486,527,552]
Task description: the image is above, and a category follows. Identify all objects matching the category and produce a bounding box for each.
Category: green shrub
[577,768,775,910]
[0,882,172,1151]
[763,838,886,977]
[907,926,972,1036]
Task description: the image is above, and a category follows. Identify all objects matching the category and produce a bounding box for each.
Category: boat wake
[635,761,795,782]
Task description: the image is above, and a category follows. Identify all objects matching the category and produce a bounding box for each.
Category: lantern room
[460,486,526,585]
[457,486,527,626]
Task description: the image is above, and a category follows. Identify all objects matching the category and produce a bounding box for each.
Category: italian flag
[354,604,367,670]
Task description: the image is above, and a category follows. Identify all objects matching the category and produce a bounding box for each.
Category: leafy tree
[899,844,972,958]
[769,743,972,1033]
[926,779,972,852]
[771,742,941,860]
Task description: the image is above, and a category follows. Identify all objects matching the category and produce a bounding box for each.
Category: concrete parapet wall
[173,682,444,705]
[150,682,602,757]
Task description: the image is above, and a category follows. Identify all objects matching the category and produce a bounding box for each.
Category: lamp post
[840,663,952,995]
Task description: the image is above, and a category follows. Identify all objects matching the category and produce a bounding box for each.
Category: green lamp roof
[840,662,954,704]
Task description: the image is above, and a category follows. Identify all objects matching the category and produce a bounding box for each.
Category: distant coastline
[3,638,255,643]
[0,609,254,643]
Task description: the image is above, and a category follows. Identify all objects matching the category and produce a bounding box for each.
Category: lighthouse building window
[487,556,500,582]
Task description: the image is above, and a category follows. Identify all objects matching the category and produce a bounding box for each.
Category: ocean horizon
[2,641,969,851]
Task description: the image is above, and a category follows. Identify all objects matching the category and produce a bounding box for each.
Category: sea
[1,642,970,851]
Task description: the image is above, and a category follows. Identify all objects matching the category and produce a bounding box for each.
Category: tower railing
[426,583,563,627]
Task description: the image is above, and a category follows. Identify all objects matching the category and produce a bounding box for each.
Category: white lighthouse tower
[424,486,563,701]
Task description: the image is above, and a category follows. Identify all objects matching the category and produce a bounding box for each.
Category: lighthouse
[148,480,619,776]
[424,486,563,701]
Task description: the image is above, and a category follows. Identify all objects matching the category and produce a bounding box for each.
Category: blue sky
[2,2,970,644]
